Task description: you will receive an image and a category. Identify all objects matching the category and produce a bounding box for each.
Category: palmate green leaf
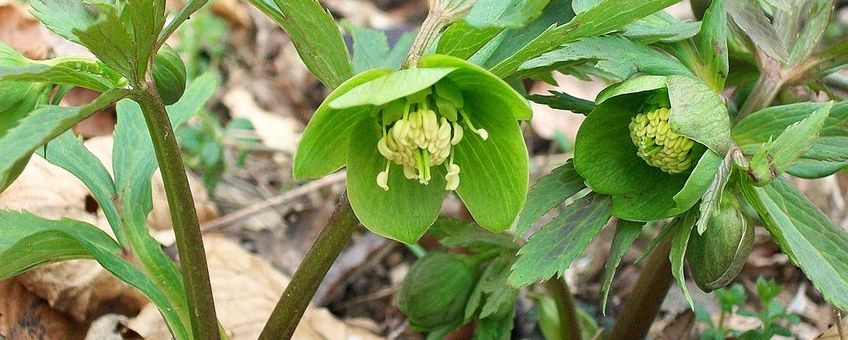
[29,0,96,44]
[347,119,446,244]
[786,128,848,178]
[749,103,830,185]
[527,91,595,115]
[514,160,586,237]
[0,58,124,92]
[344,24,414,74]
[517,36,693,81]
[600,219,642,314]
[732,102,848,145]
[670,210,698,309]
[293,68,392,179]
[481,0,573,69]
[739,177,848,310]
[621,12,700,44]
[245,0,353,89]
[508,193,612,287]
[0,211,189,339]
[74,6,143,82]
[786,0,833,65]
[0,88,127,186]
[38,132,125,246]
[465,0,549,29]
[489,0,682,78]
[437,21,503,60]
[570,1,699,44]
[727,0,788,63]
[698,0,728,90]
[734,102,848,179]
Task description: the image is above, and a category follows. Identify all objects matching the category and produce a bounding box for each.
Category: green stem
[739,53,785,118]
[403,12,447,68]
[136,82,220,340]
[259,196,359,340]
[545,277,581,340]
[609,236,674,340]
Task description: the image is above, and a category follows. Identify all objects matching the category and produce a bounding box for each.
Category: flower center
[628,106,696,174]
[375,84,487,191]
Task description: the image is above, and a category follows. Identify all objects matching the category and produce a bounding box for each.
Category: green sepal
[453,88,529,232]
[595,75,666,104]
[673,150,723,211]
[420,54,532,120]
[293,68,392,179]
[346,119,447,244]
[666,75,731,154]
[329,67,457,109]
[574,92,689,221]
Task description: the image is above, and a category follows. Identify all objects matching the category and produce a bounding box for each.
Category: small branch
[259,195,359,340]
[136,83,220,340]
[200,171,347,232]
[609,236,674,340]
[545,277,581,340]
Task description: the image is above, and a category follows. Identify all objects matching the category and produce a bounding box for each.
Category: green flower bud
[687,190,753,292]
[152,45,187,105]
[397,252,475,330]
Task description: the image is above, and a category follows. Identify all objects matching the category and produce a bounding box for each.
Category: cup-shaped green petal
[453,88,529,232]
[575,75,729,221]
[293,68,393,179]
[347,118,447,244]
[419,54,532,120]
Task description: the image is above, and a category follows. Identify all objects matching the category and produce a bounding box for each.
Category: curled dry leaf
[0,1,49,59]
[0,156,148,322]
[0,279,85,340]
[129,236,382,340]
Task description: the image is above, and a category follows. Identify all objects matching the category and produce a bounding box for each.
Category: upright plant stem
[739,53,785,118]
[136,82,220,340]
[545,278,581,340]
[403,13,446,68]
[259,196,359,340]
[609,237,674,340]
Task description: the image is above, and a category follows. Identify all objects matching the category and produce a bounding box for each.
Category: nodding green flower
[574,75,731,222]
[294,55,530,244]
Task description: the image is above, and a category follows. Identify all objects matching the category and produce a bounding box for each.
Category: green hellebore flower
[294,55,531,244]
[574,75,732,221]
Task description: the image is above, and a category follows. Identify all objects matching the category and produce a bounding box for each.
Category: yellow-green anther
[375,83,490,191]
[629,107,696,174]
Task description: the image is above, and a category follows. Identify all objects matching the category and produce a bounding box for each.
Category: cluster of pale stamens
[628,101,696,174]
[375,87,487,191]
